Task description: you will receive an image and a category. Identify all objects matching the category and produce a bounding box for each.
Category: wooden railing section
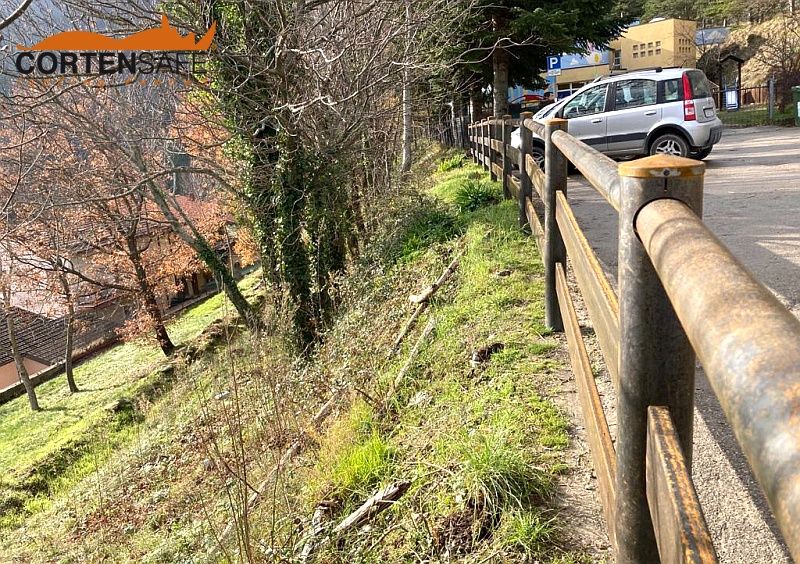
[468,114,800,564]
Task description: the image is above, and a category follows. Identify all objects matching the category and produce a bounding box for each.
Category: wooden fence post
[468,124,473,162]
[615,155,705,563]
[482,119,490,172]
[517,112,533,229]
[543,118,568,332]
[488,119,498,181]
[501,115,512,199]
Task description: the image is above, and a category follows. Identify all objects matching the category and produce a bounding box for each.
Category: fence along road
[468,117,800,563]
[567,125,800,562]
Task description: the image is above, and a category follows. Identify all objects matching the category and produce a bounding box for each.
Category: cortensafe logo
[14,15,215,82]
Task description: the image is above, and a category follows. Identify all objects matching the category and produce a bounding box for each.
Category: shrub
[389,205,460,263]
[437,153,465,172]
[453,180,500,213]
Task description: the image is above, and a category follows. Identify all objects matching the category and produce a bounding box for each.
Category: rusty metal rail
[551,130,621,211]
[637,198,800,556]
[647,406,718,563]
[468,113,800,563]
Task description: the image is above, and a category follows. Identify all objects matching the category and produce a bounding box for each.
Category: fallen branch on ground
[211,389,343,557]
[391,252,462,355]
[383,316,437,408]
[301,481,412,560]
[332,480,411,534]
[299,499,337,562]
[409,253,462,304]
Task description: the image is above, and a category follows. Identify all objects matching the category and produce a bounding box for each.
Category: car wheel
[691,146,713,160]
[649,133,690,158]
[531,146,545,170]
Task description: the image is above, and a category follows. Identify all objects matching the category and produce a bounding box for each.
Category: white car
[510,67,723,167]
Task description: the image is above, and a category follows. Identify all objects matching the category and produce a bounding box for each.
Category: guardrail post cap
[520,111,534,118]
[619,155,705,179]
[544,118,568,131]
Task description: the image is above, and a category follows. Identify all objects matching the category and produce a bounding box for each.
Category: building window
[655,48,661,55]
[633,52,639,58]
[648,50,654,56]
[640,43,645,50]
[656,41,661,47]
[614,50,621,67]
[633,44,638,51]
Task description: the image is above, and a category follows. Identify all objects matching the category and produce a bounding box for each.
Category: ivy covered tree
[458,1,627,116]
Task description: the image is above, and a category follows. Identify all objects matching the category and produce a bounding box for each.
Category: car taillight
[682,72,696,121]
[684,99,696,121]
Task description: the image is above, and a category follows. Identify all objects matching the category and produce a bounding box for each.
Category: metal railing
[711,80,795,127]
[467,114,800,564]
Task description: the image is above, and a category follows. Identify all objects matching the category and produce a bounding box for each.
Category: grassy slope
[259,154,587,562]
[0,149,590,563]
[0,274,260,531]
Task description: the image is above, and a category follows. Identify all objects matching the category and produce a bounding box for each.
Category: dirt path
[564,126,800,562]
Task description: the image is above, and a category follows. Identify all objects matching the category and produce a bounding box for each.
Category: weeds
[0,151,588,563]
[384,202,460,263]
[453,179,501,212]
[496,508,557,555]
[437,153,466,172]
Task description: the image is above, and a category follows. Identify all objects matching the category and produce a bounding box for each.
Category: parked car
[511,68,723,167]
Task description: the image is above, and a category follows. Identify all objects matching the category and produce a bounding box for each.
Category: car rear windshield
[687,71,712,99]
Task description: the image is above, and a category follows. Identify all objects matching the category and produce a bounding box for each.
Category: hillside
[0,148,600,563]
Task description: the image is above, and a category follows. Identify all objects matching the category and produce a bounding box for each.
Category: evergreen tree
[459,1,627,116]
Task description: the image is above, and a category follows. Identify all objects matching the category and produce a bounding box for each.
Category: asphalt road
[567,126,800,563]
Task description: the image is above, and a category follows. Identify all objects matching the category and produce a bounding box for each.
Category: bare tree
[0,254,40,411]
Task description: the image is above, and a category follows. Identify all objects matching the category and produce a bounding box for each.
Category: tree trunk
[64,310,77,392]
[5,305,39,411]
[469,88,483,122]
[127,237,175,357]
[400,0,413,172]
[400,66,413,172]
[493,48,510,117]
[145,183,261,331]
[57,271,79,393]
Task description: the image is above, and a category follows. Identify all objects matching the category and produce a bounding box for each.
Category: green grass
[437,153,466,173]
[0,273,261,528]
[310,400,395,503]
[0,147,592,562]
[453,178,501,212]
[302,159,583,561]
[717,105,795,127]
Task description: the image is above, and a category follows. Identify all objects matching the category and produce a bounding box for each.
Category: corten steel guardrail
[467,114,800,564]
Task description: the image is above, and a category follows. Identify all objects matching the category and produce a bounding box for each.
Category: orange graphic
[18,15,215,52]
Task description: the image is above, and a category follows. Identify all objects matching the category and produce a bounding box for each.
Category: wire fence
[712,79,795,127]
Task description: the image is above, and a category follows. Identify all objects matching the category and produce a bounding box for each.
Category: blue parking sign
[546,56,561,70]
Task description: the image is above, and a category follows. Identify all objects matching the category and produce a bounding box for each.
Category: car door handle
[644,110,657,116]
[591,118,603,123]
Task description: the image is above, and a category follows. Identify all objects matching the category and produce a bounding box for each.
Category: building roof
[0,307,67,367]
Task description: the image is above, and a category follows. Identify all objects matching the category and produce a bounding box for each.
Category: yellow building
[550,18,697,98]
